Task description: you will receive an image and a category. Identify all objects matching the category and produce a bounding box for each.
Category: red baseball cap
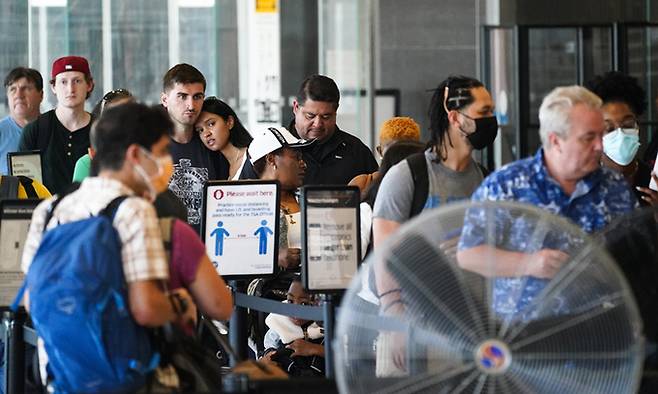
[51,56,91,80]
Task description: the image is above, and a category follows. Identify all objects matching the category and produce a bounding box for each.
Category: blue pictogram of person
[210,221,230,256]
[254,219,273,255]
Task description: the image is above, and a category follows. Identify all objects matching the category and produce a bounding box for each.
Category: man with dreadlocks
[371,75,497,375]
[373,75,496,245]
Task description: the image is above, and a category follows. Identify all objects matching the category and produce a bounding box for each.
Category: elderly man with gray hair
[457,85,638,317]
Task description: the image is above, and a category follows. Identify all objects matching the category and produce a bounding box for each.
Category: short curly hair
[378,116,421,145]
[585,71,647,117]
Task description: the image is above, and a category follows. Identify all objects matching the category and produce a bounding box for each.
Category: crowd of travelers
[1,55,657,392]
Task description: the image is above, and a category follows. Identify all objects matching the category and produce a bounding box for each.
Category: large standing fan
[334,201,644,393]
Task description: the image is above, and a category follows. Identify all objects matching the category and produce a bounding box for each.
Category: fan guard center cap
[474,339,511,374]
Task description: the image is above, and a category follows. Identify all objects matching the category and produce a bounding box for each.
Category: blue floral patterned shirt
[459,149,638,318]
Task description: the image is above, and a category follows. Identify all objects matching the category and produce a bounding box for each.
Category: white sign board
[203,181,279,278]
[238,0,281,132]
[8,151,43,183]
[0,200,39,307]
[302,187,360,292]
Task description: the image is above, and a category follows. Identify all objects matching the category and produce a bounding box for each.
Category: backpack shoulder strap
[42,182,82,231]
[17,176,38,199]
[477,162,490,178]
[99,195,130,221]
[407,152,429,219]
[0,176,20,199]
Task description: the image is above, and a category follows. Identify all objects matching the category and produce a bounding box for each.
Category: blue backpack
[13,195,159,393]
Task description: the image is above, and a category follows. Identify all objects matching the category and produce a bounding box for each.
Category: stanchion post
[228,280,248,366]
[6,310,25,394]
[1,311,10,394]
[322,294,335,379]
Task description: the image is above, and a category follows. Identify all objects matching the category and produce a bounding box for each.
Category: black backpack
[366,154,490,297]
[406,152,490,218]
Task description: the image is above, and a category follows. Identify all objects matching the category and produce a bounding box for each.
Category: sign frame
[0,198,40,309]
[202,180,280,280]
[301,185,361,293]
[7,150,43,183]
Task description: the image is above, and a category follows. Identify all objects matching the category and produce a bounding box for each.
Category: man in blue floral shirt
[457,85,638,318]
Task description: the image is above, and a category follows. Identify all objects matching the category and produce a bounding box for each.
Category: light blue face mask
[602,128,640,166]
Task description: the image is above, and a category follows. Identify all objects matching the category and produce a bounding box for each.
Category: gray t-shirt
[373,149,484,223]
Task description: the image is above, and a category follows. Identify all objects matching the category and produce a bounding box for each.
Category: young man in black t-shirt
[160,64,228,230]
[19,56,94,195]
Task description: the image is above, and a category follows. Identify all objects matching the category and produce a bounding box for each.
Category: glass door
[620,23,658,161]
[483,24,614,164]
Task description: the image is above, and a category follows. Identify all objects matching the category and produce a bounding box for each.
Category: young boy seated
[260,278,325,376]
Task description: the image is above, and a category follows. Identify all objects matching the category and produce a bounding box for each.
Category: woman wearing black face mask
[370,75,496,376]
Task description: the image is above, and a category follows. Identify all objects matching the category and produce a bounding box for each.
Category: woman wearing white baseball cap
[248,126,314,270]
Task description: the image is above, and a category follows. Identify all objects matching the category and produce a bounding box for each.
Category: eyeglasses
[604,118,639,133]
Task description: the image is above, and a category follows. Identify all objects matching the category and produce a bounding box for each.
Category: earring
[274,164,277,170]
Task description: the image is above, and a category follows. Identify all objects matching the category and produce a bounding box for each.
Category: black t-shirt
[19,109,91,195]
[238,156,259,180]
[168,134,228,230]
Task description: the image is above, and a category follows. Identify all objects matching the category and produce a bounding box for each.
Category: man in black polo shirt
[160,64,228,230]
[19,56,94,195]
[288,75,378,185]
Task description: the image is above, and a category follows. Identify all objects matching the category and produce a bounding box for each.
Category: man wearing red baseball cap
[19,55,94,194]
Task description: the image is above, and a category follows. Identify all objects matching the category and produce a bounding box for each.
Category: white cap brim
[248,127,315,164]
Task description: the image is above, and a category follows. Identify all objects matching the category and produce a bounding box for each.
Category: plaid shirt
[22,176,169,282]
[22,176,173,387]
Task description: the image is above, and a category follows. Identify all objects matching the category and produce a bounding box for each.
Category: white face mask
[602,127,640,166]
[134,148,169,202]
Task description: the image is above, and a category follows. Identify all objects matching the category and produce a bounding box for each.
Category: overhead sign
[256,0,276,13]
[238,0,281,132]
[203,180,280,278]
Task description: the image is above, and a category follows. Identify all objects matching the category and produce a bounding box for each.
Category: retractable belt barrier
[3,292,411,392]
[229,283,337,378]
[233,292,325,322]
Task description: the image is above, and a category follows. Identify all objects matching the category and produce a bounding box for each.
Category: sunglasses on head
[100,89,132,114]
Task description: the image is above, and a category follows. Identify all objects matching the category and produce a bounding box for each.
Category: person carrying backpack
[371,75,497,376]
[15,103,193,393]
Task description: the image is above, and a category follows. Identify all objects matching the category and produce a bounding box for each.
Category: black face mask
[460,114,498,150]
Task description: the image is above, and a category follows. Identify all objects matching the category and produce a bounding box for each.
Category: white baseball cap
[248,127,315,164]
